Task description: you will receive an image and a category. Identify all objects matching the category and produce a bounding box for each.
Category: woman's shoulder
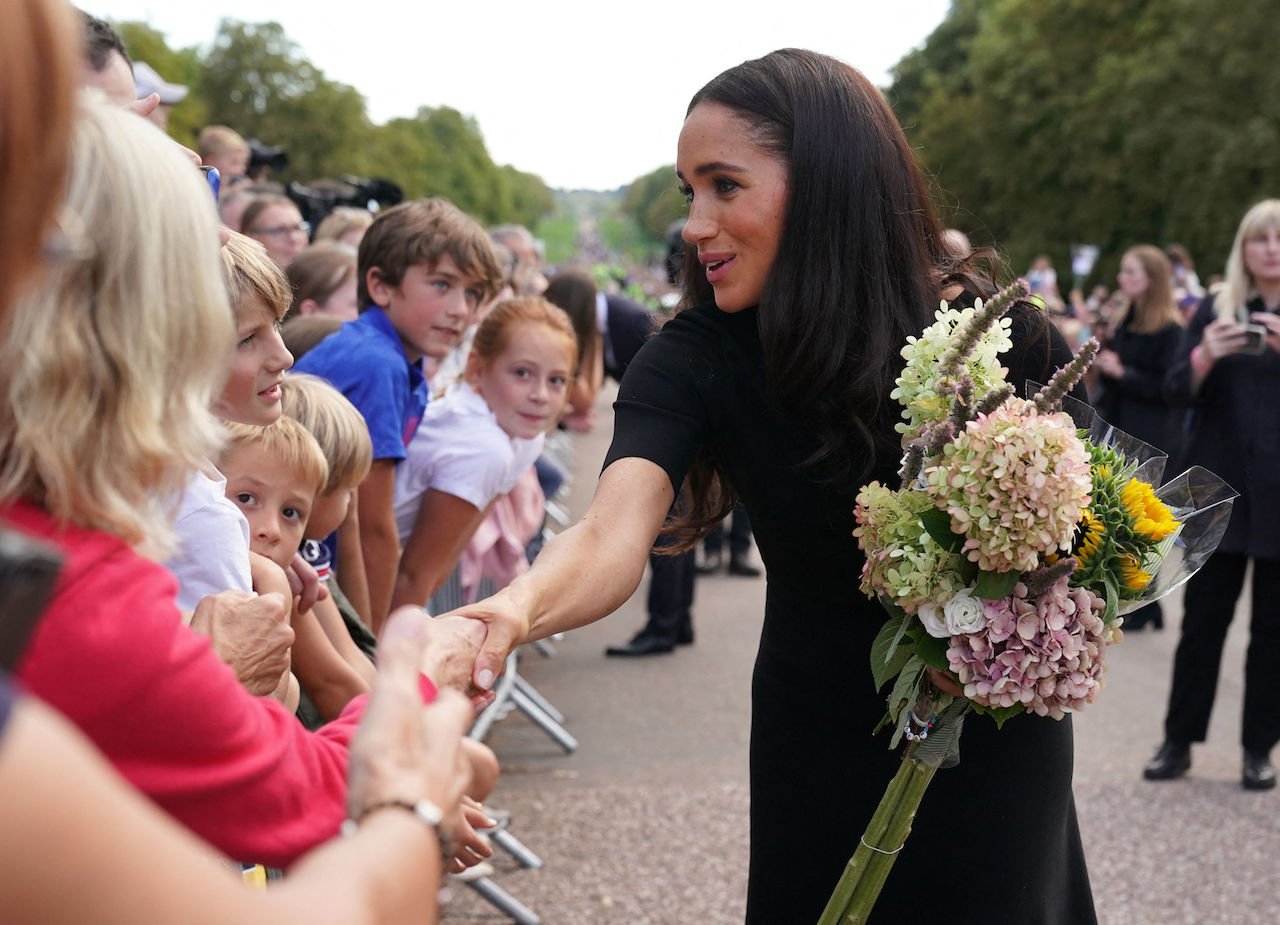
[4,500,151,582]
[628,302,757,375]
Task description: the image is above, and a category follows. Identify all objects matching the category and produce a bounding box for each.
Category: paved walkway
[445,388,1280,924]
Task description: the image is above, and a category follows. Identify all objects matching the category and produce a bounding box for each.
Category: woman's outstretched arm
[450,457,675,692]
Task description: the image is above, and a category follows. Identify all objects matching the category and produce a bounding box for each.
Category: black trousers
[1164,551,1280,753]
[703,502,753,558]
[642,534,695,641]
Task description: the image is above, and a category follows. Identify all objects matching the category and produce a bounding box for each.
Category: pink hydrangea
[925,398,1091,573]
[945,575,1115,719]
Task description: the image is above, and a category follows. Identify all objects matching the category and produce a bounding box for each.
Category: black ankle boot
[1243,750,1276,791]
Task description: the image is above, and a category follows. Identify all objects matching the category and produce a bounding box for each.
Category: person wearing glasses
[242,194,310,268]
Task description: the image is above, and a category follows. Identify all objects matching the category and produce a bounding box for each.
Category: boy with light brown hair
[197,124,250,181]
[293,198,505,628]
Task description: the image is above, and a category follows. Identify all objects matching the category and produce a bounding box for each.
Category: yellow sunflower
[1120,479,1180,542]
[1119,554,1152,592]
[1075,509,1106,568]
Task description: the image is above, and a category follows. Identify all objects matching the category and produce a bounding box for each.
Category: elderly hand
[433,597,529,695]
[190,590,293,696]
[347,610,476,852]
[417,614,488,696]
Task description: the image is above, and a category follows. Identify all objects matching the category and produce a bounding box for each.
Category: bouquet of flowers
[818,281,1237,925]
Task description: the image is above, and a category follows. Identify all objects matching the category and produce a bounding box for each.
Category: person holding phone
[1145,199,1280,790]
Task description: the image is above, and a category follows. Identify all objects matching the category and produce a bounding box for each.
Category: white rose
[917,601,950,639]
[944,589,988,636]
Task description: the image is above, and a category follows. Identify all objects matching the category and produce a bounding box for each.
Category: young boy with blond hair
[219,415,374,721]
[294,198,505,629]
[196,124,250,182]
[281,372,379,669]
[159,231,299,710]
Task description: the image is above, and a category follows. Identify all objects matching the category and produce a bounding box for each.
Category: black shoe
[728,557,762,577]
[1243,751,1276,791]
[1143,741,1191,781]
[695,550,723,575]
[605,633,675,657]
[676,619,695,646]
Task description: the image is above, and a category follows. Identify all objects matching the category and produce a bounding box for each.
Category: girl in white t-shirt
[390,297,578,609]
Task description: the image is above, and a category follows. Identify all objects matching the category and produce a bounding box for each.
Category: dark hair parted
[668,48,988,549]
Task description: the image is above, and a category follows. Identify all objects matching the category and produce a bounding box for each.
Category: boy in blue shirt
[295,199,504,628]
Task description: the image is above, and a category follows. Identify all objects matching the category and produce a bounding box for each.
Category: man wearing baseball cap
[132,60,188,131]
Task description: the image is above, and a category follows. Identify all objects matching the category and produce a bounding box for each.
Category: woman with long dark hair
[449,49,1095,922]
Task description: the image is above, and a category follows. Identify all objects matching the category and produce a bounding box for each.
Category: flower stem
[817,748,940,925]
[841,757,937,923]
[815,754,915,925]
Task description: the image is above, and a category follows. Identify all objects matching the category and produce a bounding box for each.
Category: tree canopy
[888,0,1280,282]
[116,18,552,228]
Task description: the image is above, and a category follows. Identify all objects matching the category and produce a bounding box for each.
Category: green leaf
[972,703,1024,729]
[913,630,952,670]
[886,657,926,750]
[974,568,1021,600]
[920,507,964,552]
[1103,574,1120,623]
[870,610,914,692]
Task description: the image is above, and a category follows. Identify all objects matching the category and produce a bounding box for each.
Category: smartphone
[1241,323,1268,356]
[0,530,62,672]
[200,165,221,204]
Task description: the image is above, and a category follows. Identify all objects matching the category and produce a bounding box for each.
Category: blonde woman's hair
[314,206,373,244]
[284,241,357,318]
[1218,199,1280,322]
[221,230,293,321]
[221,416,329,502]
[0,0,78,316]
[0,99,230,556]
[279,373,372,494]
[1114,244,1183,335]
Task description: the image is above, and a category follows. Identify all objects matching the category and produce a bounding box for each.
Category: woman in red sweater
[0,98,485,869]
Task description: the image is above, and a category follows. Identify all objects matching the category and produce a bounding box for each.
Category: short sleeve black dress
[604,303,1097,924]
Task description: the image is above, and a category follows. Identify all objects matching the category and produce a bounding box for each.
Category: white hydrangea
[890,300,1013,438]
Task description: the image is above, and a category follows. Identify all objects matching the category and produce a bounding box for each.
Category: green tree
[113,21,207,145]
[110,18,555,227]
[620,164,686,240]
[889,0,1280,281]
[199,20,371,182]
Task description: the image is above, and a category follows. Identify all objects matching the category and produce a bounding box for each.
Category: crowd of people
[1015,232,1280,792]
[2,3,1278,924]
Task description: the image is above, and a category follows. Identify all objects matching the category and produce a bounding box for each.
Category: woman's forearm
[500,458,673,642]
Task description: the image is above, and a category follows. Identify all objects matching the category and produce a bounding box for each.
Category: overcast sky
[91,1,950,190]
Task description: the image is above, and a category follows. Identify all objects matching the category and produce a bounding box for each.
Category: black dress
[1095,317,1185,459]
[604,303,1096,924]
